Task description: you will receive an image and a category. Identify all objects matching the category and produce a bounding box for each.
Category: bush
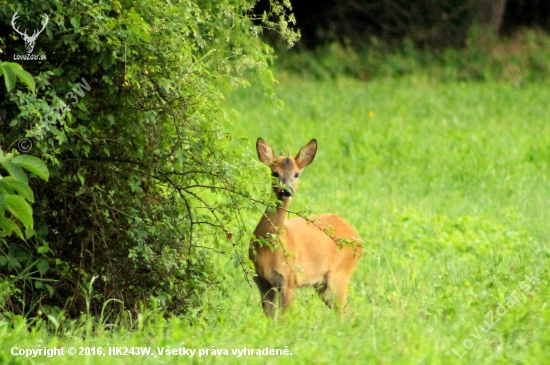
[0,0,297,319]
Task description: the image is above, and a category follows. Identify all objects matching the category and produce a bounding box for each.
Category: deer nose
[282,188,293,198]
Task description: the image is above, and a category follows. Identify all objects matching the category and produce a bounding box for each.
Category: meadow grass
[2,73,549,364]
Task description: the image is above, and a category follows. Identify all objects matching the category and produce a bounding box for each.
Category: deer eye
[272,171,279,178]
[294,172,299,178]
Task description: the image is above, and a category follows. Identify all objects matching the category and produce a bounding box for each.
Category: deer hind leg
[318,273,350,311]
[253,275,278,318]
[331,275,351,311]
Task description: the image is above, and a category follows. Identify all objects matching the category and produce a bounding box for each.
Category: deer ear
[295,139,317,169]
[256,138,275,166]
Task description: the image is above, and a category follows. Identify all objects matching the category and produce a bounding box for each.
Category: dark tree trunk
[475,0,507,34]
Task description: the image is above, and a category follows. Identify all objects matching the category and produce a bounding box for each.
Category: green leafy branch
[0,149,49,240]
[0,62,36,93]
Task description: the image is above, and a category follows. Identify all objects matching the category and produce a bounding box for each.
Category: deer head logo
[11,11,49,54]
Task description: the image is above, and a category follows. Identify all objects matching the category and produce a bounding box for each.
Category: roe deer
[250,138,362,318]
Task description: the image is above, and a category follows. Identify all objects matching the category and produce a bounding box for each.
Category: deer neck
[254,199,290,239]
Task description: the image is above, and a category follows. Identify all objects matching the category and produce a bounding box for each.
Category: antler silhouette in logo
[11,11,49,54]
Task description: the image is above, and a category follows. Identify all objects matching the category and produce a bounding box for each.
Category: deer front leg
[315,283,334,308]
[276,270,297,314]
[280,285,295,313]
[253,275,278,318]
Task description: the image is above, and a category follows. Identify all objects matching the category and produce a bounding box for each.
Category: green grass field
[2,73,549,364]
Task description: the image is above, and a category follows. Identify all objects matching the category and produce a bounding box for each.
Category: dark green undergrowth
[275,28,550,83]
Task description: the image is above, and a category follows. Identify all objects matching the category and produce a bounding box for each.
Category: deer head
[256,138,317,201]
[11,11,49,54]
